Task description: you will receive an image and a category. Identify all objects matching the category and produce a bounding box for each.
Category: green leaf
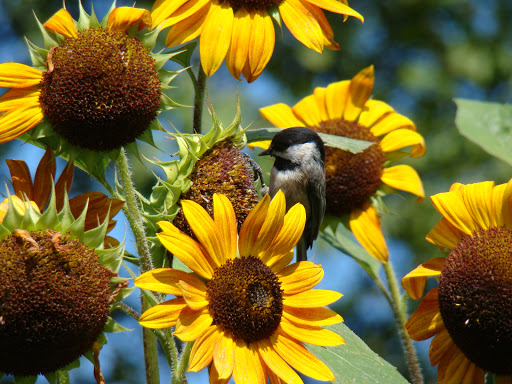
[455,98,512,166]
[321,221,381,281]
[246,127,372,154]
[308,323,410,384]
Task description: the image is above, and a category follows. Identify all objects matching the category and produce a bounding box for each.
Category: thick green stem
[192,65,207,134]
[383,261,423,384]
[172,342,192,384]
[116,149,159,384]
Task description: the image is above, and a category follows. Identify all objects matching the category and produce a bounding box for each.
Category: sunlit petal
[251,191,286,258]
[284,289,342,307]
[0,88,40,112]
[260,104,305,128]
[379,128,426,158]
[245,9,275,83]
[225,7,251,81]
[343,65,374,121]
[107,7,152,32]
[358,99,394,128]
[0,63,43,88]
[138,298,187,329]
[175,307,213,341]
[44,8,78,38]
[401,257,445,300]
[292,94,324,127]
[325,80,350,120]
[278,261,323,295]
[189,326,218,372]
[279,0,324,53]
[370,112,416,137]
[232,341,265,384]
[381,164,425,201]
[151,0,190,28]
[279,319,344,346]
[430,189,477,236]
[213,330,235,379]
[165,4,209,46]
[349,203,389,263]
[282,305,343,326]
[303,0,363,22]
[0,105,44,143]
[135,268,203,296]
[256,338,303,384]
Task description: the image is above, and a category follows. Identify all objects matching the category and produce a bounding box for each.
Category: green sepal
[140,27,160,50]
[88,4,101,29]
[77,0,91,32]
[32,12,59,50]
[267,5,283,33]
[104,316,132,333]
[169,42,197,68]
[25,37,48,70]
[99,1,117,28]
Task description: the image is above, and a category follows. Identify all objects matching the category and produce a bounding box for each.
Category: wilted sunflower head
[402,180,512,383]
[0,3,180,165]
[0,185,128,377]
[259,65,426,263]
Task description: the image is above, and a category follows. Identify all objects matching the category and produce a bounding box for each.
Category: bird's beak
[259,147,272,156]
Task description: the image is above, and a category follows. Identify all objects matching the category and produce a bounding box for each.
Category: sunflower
[0,3,178,159]
[402,180,512,384]
[151,0,363,82]
[5,147,124,247]
[136,191,344,383]
[259,65,425,263]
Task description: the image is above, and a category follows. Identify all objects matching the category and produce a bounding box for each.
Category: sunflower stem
[192,65,207,134]
[116,149,160,384]
[173,342,192,384]
[153,328,179,377]
[383,260,423,384]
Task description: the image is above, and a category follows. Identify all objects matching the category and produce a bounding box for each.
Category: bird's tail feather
[295,237,308,262]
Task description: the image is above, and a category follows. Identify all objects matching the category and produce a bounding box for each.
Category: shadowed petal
[401,257,444,300]
[107,7,151,32]
[6,159,34,201]
[151,0,190,28]
[161,0,210,28]
[343,65,374,121]
[178,279,208,310]
[44,9,78,38]
[175,307,213,341]
[139,297,187,329]
[213,194,237,262]
[32,148,56,210]
[239,194,270,256]
[189,326,218,372]
[260,104,305,128]
[381,165,425,201]
[461,181,495,230]
[429,328,453,366]
[165,4,209,46]
[426,217,462,249]
[405,288,444,341]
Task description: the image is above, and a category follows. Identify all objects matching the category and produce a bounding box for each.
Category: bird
[259,127,326,262]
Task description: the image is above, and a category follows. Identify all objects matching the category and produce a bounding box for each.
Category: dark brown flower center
[39,28,161,151]
[314,119,385,216]
[206,256,283,344]
[0,229,116,376]
[173,140,259,237]
[438,226,512,375]
[223,0,282,12]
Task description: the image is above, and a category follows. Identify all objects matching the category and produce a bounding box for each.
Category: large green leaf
[246,127,372,154]
[455,98,512,166]
[308,323,410,384]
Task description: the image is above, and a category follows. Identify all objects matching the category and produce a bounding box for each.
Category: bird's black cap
[259,127,325,161]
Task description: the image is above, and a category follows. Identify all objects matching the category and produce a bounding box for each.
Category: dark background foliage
[1,0,511,383]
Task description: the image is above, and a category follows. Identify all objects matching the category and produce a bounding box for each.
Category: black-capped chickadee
[259,127,326,262]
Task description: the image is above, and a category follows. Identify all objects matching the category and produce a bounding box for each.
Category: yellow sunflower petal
[502,178,512,229]
[405,288,444,341]
[251,191,286,258]
[268,250,294,274]
[306,3,339,50]
[437,344,464,383]
[279,319,345,346]
[303,0,363,21]
[262,203,306,267]
[225,7,251,81]
[244,9,275,83]
[279,0,324,53]
[0,88,40,112]
[284,289,342,307]
[139,298,187,329]
[213,330,235,379]
[429,328,453,366]
[343,65,374,122]
[200,1,234,76]
[188,326,218,372]
[358,99,394,127]
[444,351,472,384]
[401,257,445,300]
[43,8,77,38]
[135,268,206,296]
[182,199,224,267]
[370,112,416,137]
[292,94,324,127]
[165,4,210,46]
[239,194,270,256]
[178,279,208,310]
[426,217,463,249]
[174,308,213,341]
[0,105,44,143]
[379,128,426,158]
[213,194,237,262]
[256,338,303,384]
[161,0,210,28]
[461,181,495,230]
[430,189,478,236]
[273,332,334,382]
[157,231,214,279]
[233,341,265,384]
[324,80,350,120]
[277,261,323,295]
[0,63,43,88]
[349,203,389,263]
[381,164,425,201]
[107,7,151,32]
[492,182,507,228]
[259,104,305,128]
[151,0,190,28]
[283,305,343,326]
[209,363,231,384]
[312,87,329,122]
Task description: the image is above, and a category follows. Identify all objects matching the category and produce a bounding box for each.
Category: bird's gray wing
[305,175,326,248]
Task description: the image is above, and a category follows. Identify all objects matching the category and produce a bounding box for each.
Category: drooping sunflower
[151,0,363,82]
[0,3,179,167]
[0,177,128,378]
[259,65,426,263]
[5,147,124,247]
[402,180,512,384]
[136,191,344,383]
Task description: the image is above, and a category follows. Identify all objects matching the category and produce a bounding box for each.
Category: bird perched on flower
[259,127,326,261]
